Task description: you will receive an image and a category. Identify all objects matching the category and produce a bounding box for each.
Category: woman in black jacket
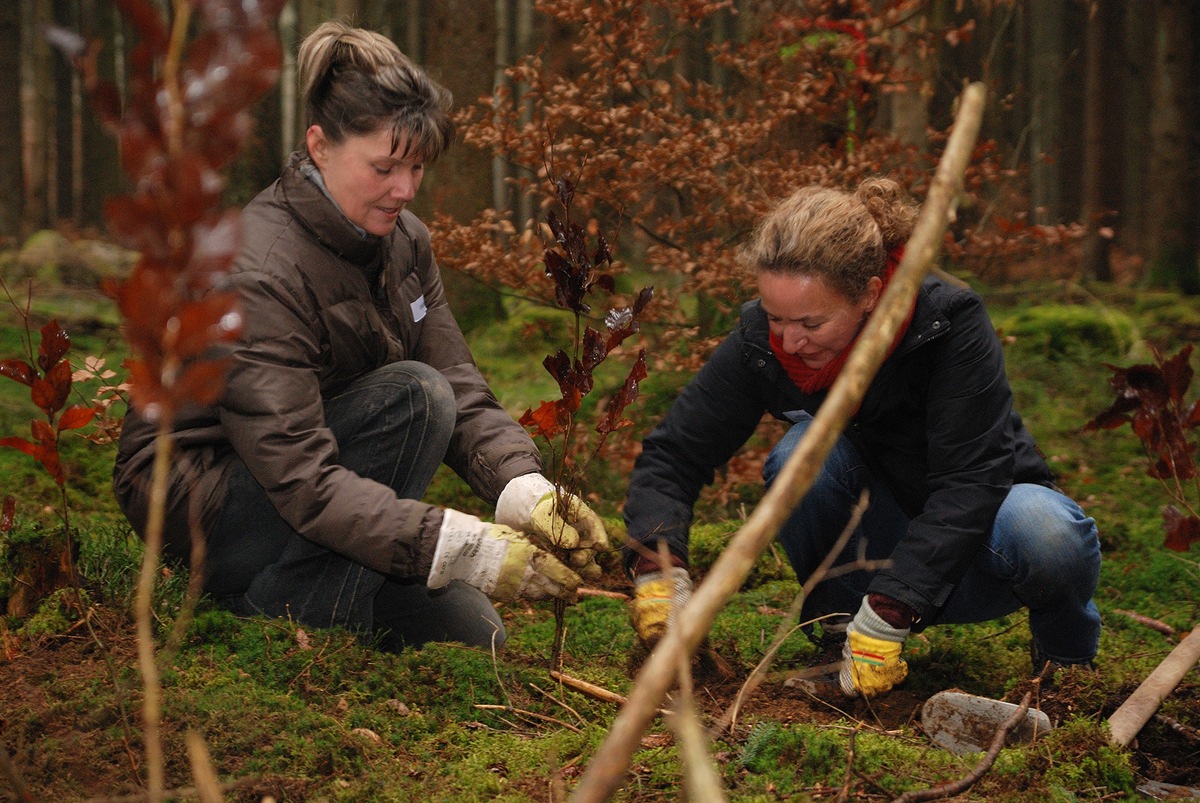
[623,179,1101,697]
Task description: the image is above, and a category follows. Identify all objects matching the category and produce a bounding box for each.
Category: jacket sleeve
[219,266,446,581]
[623,330,767,571]
[404,217,543,503]
[868,290,1017,620]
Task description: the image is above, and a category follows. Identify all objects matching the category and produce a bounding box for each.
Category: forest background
[1,0,1200,801]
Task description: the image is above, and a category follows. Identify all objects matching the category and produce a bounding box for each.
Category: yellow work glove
[838,597,910,698]
[496,474,610,581]
[427,509,581,603]
[630,567,693,648]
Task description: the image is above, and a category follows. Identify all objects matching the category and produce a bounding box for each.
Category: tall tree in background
[1080,0,1116,282]
[79,0,124,227]
[1028,0,1064,224]
[1146,0,1199,294]
[20,0,53,232]
[0,1,22,240]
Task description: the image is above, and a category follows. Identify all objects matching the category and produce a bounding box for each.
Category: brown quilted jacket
[112,153,542,580]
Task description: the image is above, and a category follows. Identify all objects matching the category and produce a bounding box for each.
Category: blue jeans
[763,418,1101,665]
[203,361,505,650]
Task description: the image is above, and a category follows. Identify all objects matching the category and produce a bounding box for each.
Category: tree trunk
[491,0,511,216]
[424,0,504,328]
[0,1,22,240]
[1146,0,1199,293]
[52,0,76,223]
[1080,0,1113,282]
[21,0,54,232]
[280,0,298,161]
[1028,0,1064,224]
[80,0,123,228]
[515,0,534,228]
[887,7,930,148]
[405,0,422,62]
[1120,1,1154,256]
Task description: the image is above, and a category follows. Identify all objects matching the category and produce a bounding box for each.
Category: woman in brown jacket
[113,22,605,650]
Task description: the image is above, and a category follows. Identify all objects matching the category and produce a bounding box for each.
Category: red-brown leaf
[172,359,232,407]
[0,359,36,387]
[30,419,55,445]
[520,399,569,439]
[1160,344,1195,406]
[1163,505,1200,552]
[32,361,73,415]
[596,350,648,435]
[58,404,98,432]
[173,292,243,359]
[0,436,40,459]
[37,320,71,372]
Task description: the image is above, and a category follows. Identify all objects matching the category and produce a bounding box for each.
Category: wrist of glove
[427,509,581,602]
[839,596,911,698]
[630,567,693,648]
[496,474,610,581]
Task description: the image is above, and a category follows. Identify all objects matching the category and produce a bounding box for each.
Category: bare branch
[891,693,1033,803]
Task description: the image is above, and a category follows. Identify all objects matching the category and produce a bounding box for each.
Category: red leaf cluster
[1084,344,1200,551]
[48,0,283,424]
[518,176,653,456]
[0,321,98,486]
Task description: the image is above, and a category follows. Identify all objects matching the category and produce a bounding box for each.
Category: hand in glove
[839,595,913,698]
[631,566,693,648]
[428,509,581,602]
[496,474,609,581]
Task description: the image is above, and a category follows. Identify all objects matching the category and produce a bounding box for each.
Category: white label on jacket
[411,295,427,322]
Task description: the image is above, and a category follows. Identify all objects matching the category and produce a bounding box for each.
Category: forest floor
[2,233,1200,801]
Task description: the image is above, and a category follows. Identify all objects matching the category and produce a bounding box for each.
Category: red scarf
[769,247,913,394]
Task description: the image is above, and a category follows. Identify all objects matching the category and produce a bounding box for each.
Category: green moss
[994,304,1137,359]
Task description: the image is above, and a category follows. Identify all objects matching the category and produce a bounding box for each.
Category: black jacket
[623,275,1055,622]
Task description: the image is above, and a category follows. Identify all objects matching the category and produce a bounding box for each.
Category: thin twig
[550,670,671,717]
[578,587,630,600]
[1155,713,1200,744]
[836,728,858,803]
[474,705,583,733]
[1112,610,1177,639]
[530,682,587,727]
[891,692,1033,803]
[550,670,629,706]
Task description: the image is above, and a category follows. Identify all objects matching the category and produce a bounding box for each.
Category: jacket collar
[279,151,386,269]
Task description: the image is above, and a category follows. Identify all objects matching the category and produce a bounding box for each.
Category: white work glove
[427,509,581,602]
[839,596,911,698]
[495,474,609,581]
[630,567,693,648]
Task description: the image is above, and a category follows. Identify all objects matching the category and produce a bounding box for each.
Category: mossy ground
[1,254,1199,801]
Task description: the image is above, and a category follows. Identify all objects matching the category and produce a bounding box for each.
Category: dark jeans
[764,416,1101,665]
[203,361,505,650]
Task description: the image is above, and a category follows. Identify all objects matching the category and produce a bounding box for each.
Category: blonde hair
[741,178,918,301]
[298,21,454,161]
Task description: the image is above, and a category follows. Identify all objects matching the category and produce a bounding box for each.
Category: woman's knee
[376,362,455,428]
[997,485,1100,590]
